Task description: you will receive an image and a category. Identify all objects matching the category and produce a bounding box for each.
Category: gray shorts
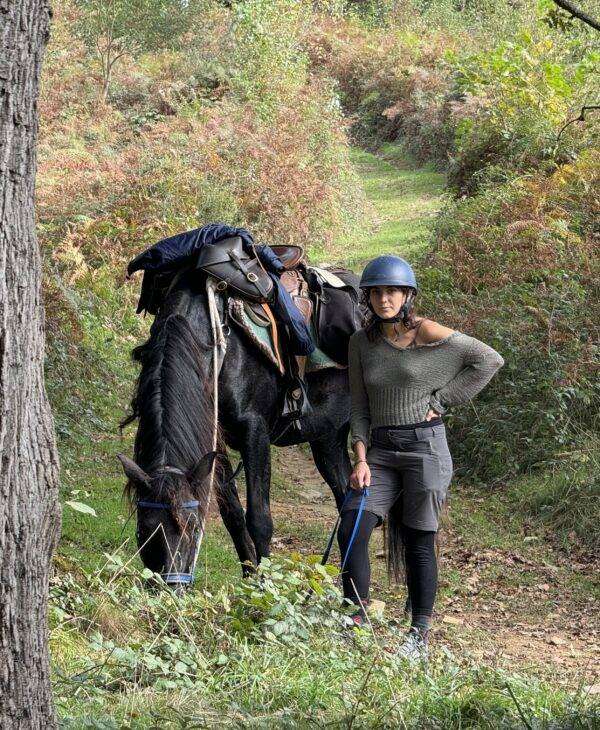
[343,423,453,531]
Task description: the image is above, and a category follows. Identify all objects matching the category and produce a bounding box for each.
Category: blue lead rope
[340,488,369,571]
[319,488,369,569]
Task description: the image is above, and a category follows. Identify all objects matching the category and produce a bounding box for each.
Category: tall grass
[51,554,599,728]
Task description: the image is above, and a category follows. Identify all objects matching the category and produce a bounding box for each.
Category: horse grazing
[119,268,355,587]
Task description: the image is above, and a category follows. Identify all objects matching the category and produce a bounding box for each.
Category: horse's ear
[117,454,150,485]
[188,451,218,485]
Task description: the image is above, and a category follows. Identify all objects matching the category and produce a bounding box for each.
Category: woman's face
[369,286,407,320]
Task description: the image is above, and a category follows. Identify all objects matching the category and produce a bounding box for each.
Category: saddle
[195,236,274,303]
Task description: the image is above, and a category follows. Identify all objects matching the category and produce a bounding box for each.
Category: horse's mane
[121,288,215,514]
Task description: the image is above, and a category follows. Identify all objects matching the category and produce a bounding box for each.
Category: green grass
[338,147,445,269]
[51,554,599,729]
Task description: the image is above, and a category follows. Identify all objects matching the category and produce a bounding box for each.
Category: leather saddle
[195,236,274,303]
[270,244,304,270]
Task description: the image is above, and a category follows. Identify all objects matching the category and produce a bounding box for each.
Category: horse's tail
[385,501,406,584]
[385,501,448,585]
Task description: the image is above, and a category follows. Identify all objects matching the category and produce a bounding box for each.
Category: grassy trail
[276,148,599,678]
[52,149,599,726]
[339,147,445,268]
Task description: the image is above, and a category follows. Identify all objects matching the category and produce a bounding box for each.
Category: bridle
[133,278,231,589]
[136,465,200,587]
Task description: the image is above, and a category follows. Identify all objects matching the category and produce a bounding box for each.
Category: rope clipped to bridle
[190,276,227,577]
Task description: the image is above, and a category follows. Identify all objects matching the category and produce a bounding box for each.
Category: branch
[551,0,600,31]
[556,104,600,144]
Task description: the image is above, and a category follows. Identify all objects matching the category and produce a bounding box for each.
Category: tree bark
[0,1,61,728]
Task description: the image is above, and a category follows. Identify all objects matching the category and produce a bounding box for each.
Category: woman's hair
[363,286,418,342]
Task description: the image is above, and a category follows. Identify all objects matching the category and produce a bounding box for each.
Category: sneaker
[344,602,369,630]
[396,627,429,663]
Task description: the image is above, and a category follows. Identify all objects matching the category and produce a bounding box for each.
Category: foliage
[307,17,457,161]
[230,0,311,114]
[422,151,600,481]
[50,554,598,727]
[74,0,198,100]
[509,441,600,551]
[223,555,344,642]
[446,29,600,193]
[308,6,600,188]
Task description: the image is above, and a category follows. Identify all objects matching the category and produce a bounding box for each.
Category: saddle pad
[308,266,348,289]
[228,297,345,374]
[228,298,284,374]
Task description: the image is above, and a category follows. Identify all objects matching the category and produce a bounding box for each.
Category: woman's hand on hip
[425,408,440,421]
[350,461,371,490]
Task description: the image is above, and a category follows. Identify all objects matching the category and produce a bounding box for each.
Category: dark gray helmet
[359,255,417,291]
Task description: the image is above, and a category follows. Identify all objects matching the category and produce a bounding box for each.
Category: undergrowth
[421,151,600,485]
[51,555,599,728]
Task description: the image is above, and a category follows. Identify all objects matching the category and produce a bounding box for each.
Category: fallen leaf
[549,636,566,646]
[442,616,465,625]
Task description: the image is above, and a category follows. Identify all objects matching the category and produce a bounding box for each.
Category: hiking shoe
[343,602,369,630]
[396,627,429,663]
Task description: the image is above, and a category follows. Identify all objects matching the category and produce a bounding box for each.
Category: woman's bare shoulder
[415,318,456,344]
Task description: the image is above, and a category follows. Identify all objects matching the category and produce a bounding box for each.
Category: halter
[136,465,200,587]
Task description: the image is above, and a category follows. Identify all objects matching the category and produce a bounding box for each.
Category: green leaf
[65,500,97,517]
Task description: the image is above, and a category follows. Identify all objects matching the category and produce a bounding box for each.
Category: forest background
[42,0,599,726]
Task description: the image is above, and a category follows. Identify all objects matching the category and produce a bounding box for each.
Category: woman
[338,255,504,660]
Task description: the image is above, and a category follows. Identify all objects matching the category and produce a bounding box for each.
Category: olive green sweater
[348,330,504,447]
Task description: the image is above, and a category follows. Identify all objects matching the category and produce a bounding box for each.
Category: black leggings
[338,509,438,628]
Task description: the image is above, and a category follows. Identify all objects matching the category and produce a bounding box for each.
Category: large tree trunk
[0,1,61,727]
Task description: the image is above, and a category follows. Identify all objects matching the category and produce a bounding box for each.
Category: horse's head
[118,451,216,592]
[119,277,224,590]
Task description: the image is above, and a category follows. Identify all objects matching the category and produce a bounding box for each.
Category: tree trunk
[0,1,61,728]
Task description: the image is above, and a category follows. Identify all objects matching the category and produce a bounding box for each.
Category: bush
[307,17,457,161]
[446,29,600,193]
[509,446,600,551]
[51,553,598,726]
[422,151,600,482]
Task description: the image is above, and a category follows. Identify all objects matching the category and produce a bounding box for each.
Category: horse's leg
[239,421,273,561]
[309,423,352,511]
[215,453,257,575]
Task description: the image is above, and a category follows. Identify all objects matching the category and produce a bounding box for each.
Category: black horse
[118,269,356,585]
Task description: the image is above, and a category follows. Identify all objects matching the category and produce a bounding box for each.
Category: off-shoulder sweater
[348,330,504,447]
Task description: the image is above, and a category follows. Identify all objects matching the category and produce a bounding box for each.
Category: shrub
[422,151,600,481]
[307,17,457,161]
[446,30,600,193]
[509,445,600,551]
[51,553,598,727]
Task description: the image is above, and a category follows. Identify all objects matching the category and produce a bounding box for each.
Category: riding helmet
[359,255,418,291]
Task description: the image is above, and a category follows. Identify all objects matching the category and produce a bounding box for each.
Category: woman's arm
[429,334,505,414]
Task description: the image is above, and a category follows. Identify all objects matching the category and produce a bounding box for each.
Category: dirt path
[270,444,599,681]
[264,146,600,682]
